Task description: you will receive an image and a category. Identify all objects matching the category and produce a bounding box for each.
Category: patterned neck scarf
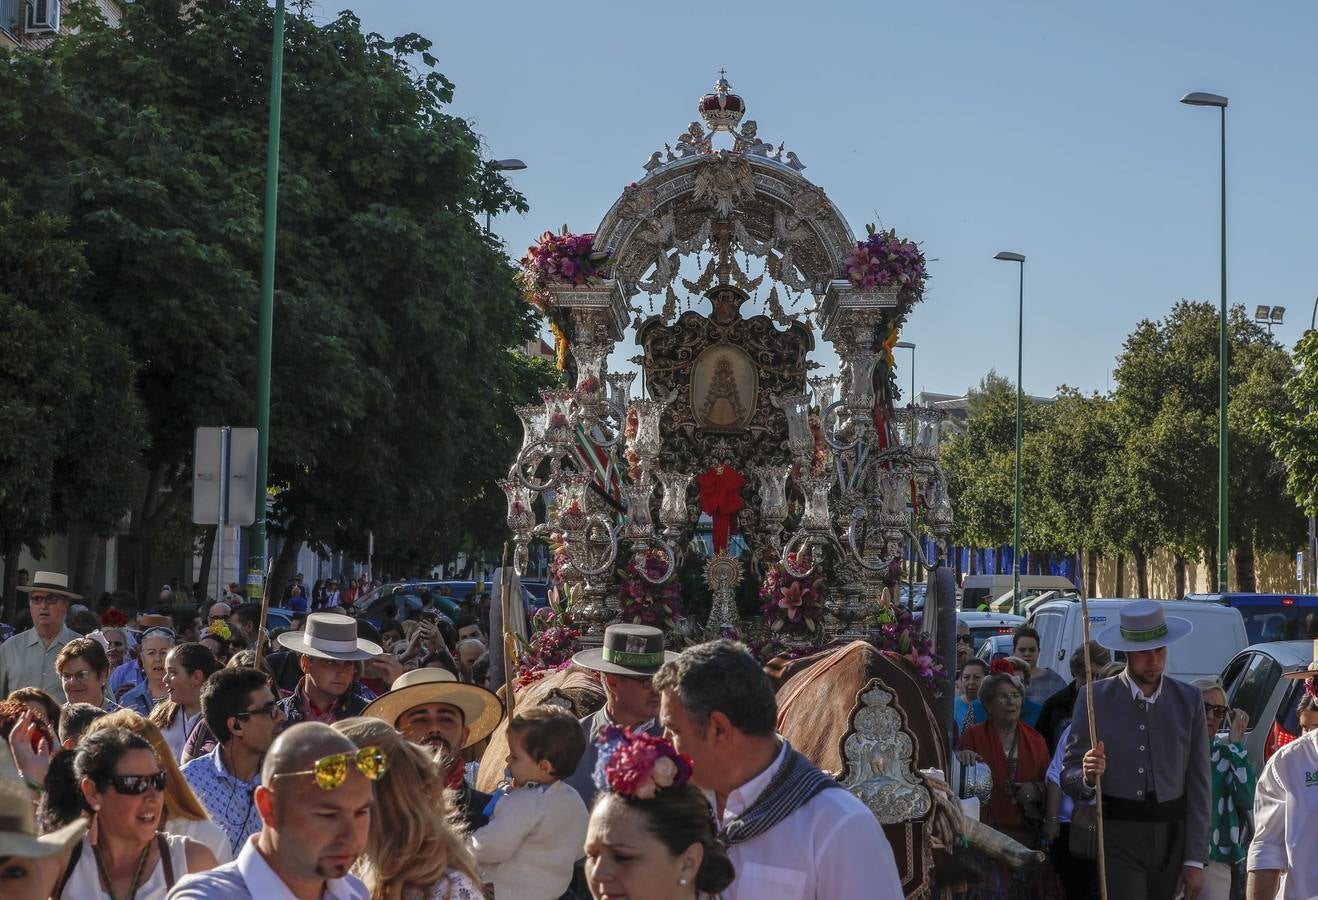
[718,740,837,848]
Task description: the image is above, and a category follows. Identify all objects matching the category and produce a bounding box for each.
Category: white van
[960,574,1078,610]
[1028,598,1248,685]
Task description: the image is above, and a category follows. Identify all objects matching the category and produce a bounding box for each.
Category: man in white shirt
[1246,667,1318,899]
[654,640,904,899]
[169,722,372,899]
[0,571,83,700]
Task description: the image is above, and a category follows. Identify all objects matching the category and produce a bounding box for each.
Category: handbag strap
[158,832,176,888]
[55,837,83,899]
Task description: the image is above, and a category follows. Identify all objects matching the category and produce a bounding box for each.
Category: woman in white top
[40,726,217,899]
[150,643,221,762]
[88,708,233,864]
[334,717,484,899]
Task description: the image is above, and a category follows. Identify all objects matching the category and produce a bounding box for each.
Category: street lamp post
[995,252,1026,605]
[248,0,287,599]
[897,340,917,609]
[486,158,527,233]
[1181,91,1229,591]
[1309,297,1318,593]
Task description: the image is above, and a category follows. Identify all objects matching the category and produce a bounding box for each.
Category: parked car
[1028,597,1247,685]
[975,633,1016,664]
[1218,639,1314,771]
[352,581,462,622]
[960,574,1077,611]
[957,612,1026,655]
[1185,592,1318,645]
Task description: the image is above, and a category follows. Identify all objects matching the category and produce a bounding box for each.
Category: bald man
[168,722,373,899]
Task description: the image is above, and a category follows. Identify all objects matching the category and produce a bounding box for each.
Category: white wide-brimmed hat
[571,623,678,677]
[0,779,87,858]
[277,612,381,661]
[16,571,81,601]
[1096,600,1193,652]
[361,668,503,749]
[1281,639,1318,681]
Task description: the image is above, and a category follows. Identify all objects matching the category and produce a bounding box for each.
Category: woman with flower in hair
[585,726,735,900]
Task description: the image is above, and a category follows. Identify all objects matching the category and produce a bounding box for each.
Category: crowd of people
[950,602,1318,900]
[1,569,1316,898]
[0,570,912,898]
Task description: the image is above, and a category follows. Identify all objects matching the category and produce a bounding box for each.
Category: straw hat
[1096,600,1193,652]
[361,668,503,748]
[16,571,81,601]
[0,779,87,858]
[277,612,382,661]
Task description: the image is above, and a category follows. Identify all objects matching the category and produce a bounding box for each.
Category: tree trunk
[196,525,217,607]
[1173,553,1187,600]
[68,523,102,603]
[1234,544,1256,593]
[1115,553,1125,597]
[1206,546,1219,592]
[130,465,190,606]
[1,535,20,624]
[1086,548,1098,599]
[968,549,978,576]
[1134,547,1149,598]
[268,528,303,607]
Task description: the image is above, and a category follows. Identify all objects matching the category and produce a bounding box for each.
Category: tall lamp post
[1180,91,1229,591]
[1309,297,1318,593]
[248,0,288,598]
[486,158,527,233]
[995,252,1026,605]
[897,340,917,608]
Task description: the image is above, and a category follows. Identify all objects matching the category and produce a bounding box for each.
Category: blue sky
[349,0,1317,399]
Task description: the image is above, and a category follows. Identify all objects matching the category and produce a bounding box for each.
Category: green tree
[2,0,544,598]
[0,191,146,616]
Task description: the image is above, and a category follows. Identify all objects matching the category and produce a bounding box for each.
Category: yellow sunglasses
[273,747,388,791]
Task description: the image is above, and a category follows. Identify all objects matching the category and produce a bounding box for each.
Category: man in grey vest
[564,623,674,809]
[1062,601,1210,900]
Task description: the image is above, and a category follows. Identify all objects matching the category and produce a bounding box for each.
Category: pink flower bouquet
[843,226,928,296]
[519,226,611,309]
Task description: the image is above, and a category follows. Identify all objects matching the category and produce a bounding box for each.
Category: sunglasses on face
[103,772,167,795]
[234,700,282,721]
[272,747,387,791]
[1204,702,1229,718]
[208,615,228,622]
[956,635,972,645]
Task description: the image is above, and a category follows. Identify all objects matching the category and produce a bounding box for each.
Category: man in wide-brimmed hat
[0,778,87,898]
[276,612,380,726]
[564,623,677,809]
[1062,600,1211,900]
[1246,639,1318,900]
[362,667,503,828]
[0,571,83,700]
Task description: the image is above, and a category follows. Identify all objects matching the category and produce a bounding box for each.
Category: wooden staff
[253,557,276,669]
[500,544,517,720]
[1078,594,1108,900]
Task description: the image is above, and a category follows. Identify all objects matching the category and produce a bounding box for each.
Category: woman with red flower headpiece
[585,726,735,900]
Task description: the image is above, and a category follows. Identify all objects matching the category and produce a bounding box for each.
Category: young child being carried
[469,705,589,900]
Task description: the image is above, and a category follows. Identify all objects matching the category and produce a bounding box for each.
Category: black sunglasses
[1204,702,1229,718]
[234,699,282,721]
[956,635,972,644]
[103,772,167,795]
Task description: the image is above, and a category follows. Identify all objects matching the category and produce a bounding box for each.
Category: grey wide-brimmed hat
[0,779,87,858]
[1281,639,1318,680]
[277,612,382,661]
[16,571,81,601]
[1096,600,1193,652]
[361,668,503,748]
[571,623,678,677]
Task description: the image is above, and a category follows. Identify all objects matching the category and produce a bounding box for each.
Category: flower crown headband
[592,725,693,800]
[989,658,1023,688]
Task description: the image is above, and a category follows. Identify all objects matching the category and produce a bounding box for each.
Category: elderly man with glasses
[182,666,288,857]
[0,571,83,700]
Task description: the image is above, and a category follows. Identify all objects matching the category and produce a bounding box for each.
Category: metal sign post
[194,427,260,601]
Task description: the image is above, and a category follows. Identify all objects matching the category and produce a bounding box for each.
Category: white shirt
[469,779,588,900]
[168,833,370,899]
[165,815,233,864]
[1127,673,1164,704]
[1247,730,1318,899]
[704,740,904,900]
[159,708,203,762]
[64,833,190,900]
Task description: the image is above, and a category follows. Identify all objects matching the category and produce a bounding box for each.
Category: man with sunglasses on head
[170,722,375,899]
[182,667,288,857]
[276,613,379,727]
[0,571,83,700]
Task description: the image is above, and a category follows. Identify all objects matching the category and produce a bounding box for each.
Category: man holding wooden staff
[1061,600,1211,900]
